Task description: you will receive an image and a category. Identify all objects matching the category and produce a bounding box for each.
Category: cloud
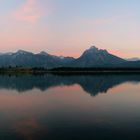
[12,0,44,23]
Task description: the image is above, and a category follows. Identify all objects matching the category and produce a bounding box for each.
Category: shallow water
[0,74,140,140]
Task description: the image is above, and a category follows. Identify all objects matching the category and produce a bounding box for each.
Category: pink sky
[0,0,140,58]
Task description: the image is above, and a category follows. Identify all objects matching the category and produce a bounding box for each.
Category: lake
[0,74,140,140]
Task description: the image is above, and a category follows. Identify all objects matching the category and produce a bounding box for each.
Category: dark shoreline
[35,67,140,75]
[1,67,140,75]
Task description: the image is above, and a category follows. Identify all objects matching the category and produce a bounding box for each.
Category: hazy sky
[0,0,140,58]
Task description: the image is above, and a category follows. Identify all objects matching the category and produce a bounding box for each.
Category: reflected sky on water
[0,74,140,140]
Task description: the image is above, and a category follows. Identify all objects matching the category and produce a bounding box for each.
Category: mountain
[0,46,139,68]
[0,50,74,68]
[68,46,126,67]
[126,57,140,61]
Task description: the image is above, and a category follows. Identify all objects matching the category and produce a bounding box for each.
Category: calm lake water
[0,74,140,140]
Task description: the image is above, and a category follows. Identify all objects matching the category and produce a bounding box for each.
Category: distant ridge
[0,46,139,68]
[126,57,140,61]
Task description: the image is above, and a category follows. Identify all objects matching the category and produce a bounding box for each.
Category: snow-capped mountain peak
[16,50,32,55]
[39,51,49,56]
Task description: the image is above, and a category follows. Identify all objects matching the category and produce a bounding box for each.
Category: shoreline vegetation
[1,67,140,75]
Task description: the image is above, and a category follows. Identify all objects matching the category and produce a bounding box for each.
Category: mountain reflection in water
[0,74,140,96]
[1,74,140,140]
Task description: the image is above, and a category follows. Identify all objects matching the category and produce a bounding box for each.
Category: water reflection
[0,74,140,140]
[0,74,140,96]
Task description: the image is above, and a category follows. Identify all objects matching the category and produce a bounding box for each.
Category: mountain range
[126,57,140,61]
[0,46,139,68]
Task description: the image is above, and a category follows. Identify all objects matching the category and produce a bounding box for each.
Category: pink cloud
[13,0,44,23]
